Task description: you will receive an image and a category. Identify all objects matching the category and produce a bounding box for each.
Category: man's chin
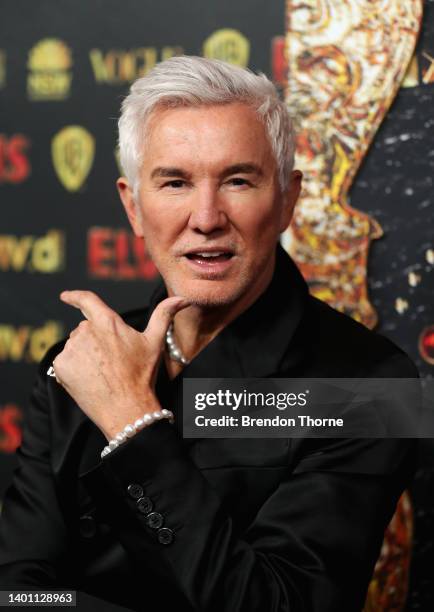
[178,291,236,309]
[167,280,244,309]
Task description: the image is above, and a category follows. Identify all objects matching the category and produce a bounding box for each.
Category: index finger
[60,290,116,322]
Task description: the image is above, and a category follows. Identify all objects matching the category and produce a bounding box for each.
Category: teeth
[196,252,224,257]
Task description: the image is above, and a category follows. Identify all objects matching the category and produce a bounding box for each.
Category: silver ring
[47,364,61,384]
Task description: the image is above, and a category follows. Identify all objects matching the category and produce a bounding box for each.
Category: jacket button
[157,527,174,545]
[146,512,164,529]
[137,496,153,514]
[127,483,144,499]
[79,515,96,538]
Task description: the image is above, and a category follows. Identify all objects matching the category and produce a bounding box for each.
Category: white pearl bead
[116,432,127,443]
[154,411,163,419]
[143,413,152,423]
[109,439,119,450]
[134,418,144,430]
[124,424,136,437]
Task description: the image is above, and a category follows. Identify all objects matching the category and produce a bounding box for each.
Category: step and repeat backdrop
[0,0,433,610]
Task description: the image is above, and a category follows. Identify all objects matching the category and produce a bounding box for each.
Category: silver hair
[118,55,295,198]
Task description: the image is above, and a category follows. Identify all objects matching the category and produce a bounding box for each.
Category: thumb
[144,296,190,351]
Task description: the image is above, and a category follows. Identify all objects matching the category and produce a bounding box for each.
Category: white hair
[118,55,295,198]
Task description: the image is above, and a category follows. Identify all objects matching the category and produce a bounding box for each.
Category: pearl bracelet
[100,409,174,459]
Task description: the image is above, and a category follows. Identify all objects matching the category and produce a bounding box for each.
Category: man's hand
[52,290,190,441]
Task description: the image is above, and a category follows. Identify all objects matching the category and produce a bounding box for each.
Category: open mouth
[185,251,234,264]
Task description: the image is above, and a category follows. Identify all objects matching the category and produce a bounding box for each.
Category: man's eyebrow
[150,167,191,180]
[150,164,263,180]
[221,163,263,178]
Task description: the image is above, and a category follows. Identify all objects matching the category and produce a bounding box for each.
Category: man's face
[118,102,300,309]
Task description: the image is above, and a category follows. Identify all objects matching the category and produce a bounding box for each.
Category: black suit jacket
[0,246,418,611]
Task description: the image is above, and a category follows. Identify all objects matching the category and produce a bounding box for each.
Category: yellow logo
[203,29,250,67]
[52,126,95,192]
[89,46,183,84]
[0,51,6,88]
[0,230,64,273]
[27,38,73,100]
[0,321,63,362]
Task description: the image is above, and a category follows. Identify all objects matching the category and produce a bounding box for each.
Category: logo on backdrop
[0,404,22,453]
[0,50,6,89]
[89,46,184,84]
[88,227,158,280]
[203,29,250,66]
[0,134,31,184]
[0,230,64,273]
[27,38,73,101]
[52,126,95,191]
[0,321,63,363]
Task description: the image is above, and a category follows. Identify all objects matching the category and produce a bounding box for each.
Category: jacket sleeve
[81,417,416,612]
[0,354,69,587]
[0,358,137,612]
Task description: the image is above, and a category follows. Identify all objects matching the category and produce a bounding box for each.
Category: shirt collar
[148,243,309,378]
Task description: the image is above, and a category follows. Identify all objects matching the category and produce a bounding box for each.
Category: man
[0,56,417,611]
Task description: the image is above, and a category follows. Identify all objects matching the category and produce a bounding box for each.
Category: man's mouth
[184,250,234,264]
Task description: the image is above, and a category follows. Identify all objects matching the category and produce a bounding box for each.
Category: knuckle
[69,321,87,339]
[105,311,120,328]
[158,303,173,319]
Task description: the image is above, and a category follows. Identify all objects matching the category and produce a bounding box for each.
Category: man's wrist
[100,396,163,441]
[101,409,175,459]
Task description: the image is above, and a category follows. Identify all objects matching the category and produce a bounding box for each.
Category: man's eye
[228,177,250,187]
[164,180,186,189]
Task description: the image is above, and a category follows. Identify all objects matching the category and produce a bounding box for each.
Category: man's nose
[187,185,228,234]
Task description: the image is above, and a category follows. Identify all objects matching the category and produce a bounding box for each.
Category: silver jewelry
[47,364,62,384]
[100,409,174,459]
[165,322,189,365]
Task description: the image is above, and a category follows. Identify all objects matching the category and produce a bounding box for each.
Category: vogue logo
[89,46,183,84]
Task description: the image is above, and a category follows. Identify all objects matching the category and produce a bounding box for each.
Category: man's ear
[279,170,302,232]
[116,177,143,237]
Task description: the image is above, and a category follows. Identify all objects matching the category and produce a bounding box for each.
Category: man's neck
[163,255,277,379]
[162,303,233,379]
